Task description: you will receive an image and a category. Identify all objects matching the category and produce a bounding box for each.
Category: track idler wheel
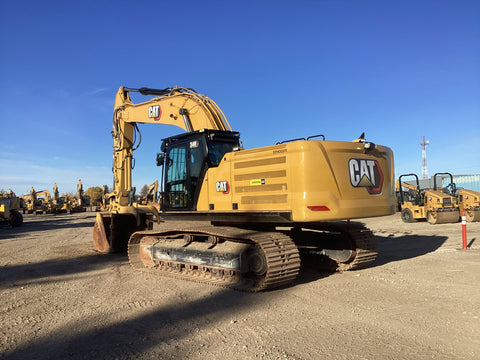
[324,228,376,271]
[246,246,268,276]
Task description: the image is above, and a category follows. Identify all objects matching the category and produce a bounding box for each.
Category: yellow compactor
[397,173,459,224]
[93,86,396,291]
[457,190,480,222]
[433,172,480,222]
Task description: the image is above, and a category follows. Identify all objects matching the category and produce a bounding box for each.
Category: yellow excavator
[69,179,91,212]
[93,86,396,291]
[434,172,480,222]
[52,183,76,213]
[21,187,53,214]
[396,173,459,224]
[0,189,24,227]
[138,180,159,206]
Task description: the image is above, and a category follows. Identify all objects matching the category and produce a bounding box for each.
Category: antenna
[421,136,429,179]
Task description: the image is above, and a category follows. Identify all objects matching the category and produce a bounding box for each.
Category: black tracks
[128,226,301,292]
[128,223,378,291]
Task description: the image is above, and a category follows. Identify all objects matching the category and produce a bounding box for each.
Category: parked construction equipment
[18,181,95,214]
[50,183,75,213]
[457,189,480,222]
[93,86,396,291]
[21,187,54,214]
[137,180,160,211]
[0,189,24,227]
[434,172,480,222]
[68,180,91,212]
[396,173,459,224]
[137,180,158,204]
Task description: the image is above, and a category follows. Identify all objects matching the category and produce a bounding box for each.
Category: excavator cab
[159,130,241,211]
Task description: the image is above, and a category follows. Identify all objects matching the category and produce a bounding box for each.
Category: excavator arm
[94,86,233,253]
[111,86,232,208]
[147,180,159,202]
[114,87,231,130]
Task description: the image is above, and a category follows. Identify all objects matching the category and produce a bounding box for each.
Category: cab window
[208,141,236,166]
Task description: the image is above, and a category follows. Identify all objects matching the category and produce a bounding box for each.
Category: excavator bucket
[93,212,140,253]
[93,213,112,253]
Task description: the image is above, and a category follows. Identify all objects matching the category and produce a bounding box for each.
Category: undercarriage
[126,221,377,292]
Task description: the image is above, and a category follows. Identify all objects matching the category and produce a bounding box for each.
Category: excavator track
[292,223,378,272]
[334,226,377,271]
[128,226,301,292]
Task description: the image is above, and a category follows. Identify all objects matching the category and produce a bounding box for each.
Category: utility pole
[421,136,429,179]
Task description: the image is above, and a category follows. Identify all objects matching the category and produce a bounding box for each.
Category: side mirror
[156,153,165,167]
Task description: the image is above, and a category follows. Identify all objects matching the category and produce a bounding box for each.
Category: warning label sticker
[250,179,266,186]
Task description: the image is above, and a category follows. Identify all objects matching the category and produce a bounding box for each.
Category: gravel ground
[0,212,479,359]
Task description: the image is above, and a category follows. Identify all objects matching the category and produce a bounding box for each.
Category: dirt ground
[0,212,479,360]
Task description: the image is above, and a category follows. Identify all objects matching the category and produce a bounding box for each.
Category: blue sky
[1,0,479,195]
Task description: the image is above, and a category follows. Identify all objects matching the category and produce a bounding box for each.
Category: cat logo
[216,181,230,194]
[148,105,161,121]
[348,158,383,194]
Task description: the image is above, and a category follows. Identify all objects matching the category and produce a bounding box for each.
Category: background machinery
[21,187,53,214]
[52,182,75,213]
[138,180,159,208]
[69,180,91,212]
[0,189,24,227]
[57,180,92,213]
[456,189,480,222]
[93,86,396,291]
[396,173,459,224]
[434,172,480,222]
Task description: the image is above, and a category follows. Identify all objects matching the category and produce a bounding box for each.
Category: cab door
[164,137,206,210]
